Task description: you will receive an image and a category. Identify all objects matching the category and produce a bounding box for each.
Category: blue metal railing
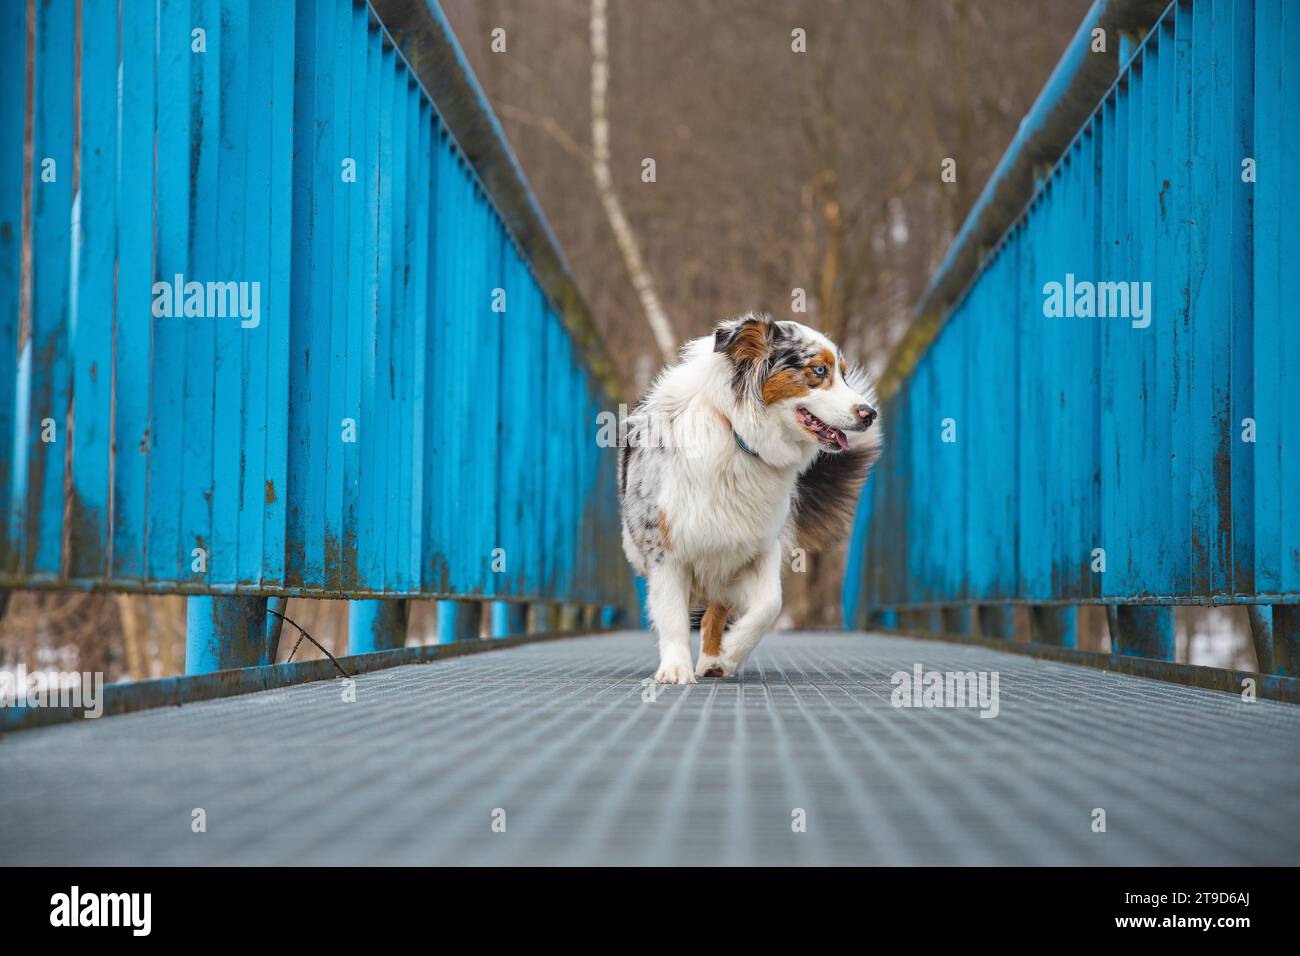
[0,0,633,674]
[843,0,1299,687]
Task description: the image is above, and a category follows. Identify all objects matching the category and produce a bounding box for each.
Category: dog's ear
[712,317,747,354]
[713,313,780,363]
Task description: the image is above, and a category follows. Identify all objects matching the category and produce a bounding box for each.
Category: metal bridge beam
[185,595,274,674]
[941,606,972,636]
[868,609,899,630]
[1111,606,1175,661]
[437,599,482,643]
[1247,606,1273,674]
[349,599,409,654]
[1252,605,1300,678]
[490,600,528,639]
[977,605,1015,640]
[1274,607,1300,677]
[1030,606,1077,648]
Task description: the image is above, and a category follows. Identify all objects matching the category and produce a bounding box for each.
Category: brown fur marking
[762,368,811,405]
[729,321,771,363]
[658,512,673,551]
[701,602,728,656]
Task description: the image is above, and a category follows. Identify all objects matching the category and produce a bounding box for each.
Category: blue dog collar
[733,430,759,458]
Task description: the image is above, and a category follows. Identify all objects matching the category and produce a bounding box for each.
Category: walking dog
[619,313,881,683]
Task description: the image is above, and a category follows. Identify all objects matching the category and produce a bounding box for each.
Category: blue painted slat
[237,0,274,588]
[408,98,432,591]
[1068,129,1094,602]
[147,0,192,586]
[1132,46,1161,600]
[447,168,484,594]
[1169,0,1195,598]
[481,215,504,597]
[372,44,395,593]
[286,0,321,589]
[560,313,576,599]
[1187,0,1228,597]
[496,246,525,597]
[20,0,77,578]
[1227,0,1255,599]
[262,0,295,588]
[1153,18,1178,599]
[1253,0,1300,598]
[181,0,221,588]
[368,42,396,592]
[1252,0,1280,596]
[545,308,568,595]
[530,280,550,596]
[323,0,352,592]
[382,63,408,596]
[1109,67,1135,600]
[307,0,336,589]
[1017,197,1044,601]
[1281,0,1300,599]
[210,0,250,588]
[395,81,419,594]
[396,74,419,595]
[0,0,28,573]
[576,371,595,602]
[112,0,157,583]
[340,2,368,591]
[67,0,118,579]
[423,123,455,595]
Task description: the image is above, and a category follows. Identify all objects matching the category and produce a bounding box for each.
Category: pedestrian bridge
[1,0,1298,867]
[4,630,1299,866]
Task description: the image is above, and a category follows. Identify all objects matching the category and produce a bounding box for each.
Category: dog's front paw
[654,657,696,684]
[695,653,727,679]
[702,650,743,681]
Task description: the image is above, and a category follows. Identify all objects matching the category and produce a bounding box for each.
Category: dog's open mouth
[796,406,848,451]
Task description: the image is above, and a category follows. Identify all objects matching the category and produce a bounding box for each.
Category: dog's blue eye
[812,365,826,376]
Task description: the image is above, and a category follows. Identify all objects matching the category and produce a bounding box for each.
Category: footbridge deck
[4,631,1296,867]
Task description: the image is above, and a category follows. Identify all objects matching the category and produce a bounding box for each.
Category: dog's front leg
[647,562,695,684]
[714,545,783,677]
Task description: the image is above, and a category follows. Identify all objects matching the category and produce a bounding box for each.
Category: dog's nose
[854,403,877,428]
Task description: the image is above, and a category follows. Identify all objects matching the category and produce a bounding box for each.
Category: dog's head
[713,312,877,455]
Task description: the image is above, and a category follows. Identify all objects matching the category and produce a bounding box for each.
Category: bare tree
[590,0,677,360]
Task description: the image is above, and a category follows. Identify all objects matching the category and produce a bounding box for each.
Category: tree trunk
[589,0,676,360]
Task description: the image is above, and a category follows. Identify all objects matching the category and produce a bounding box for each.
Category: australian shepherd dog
[619,312,881,683]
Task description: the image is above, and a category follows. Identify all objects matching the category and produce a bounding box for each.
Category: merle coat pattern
[619,313,881,682]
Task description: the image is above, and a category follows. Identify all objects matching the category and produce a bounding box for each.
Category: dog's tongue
[831,428,848,451]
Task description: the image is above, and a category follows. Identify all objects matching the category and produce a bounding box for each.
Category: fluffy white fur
[620,316,880,683]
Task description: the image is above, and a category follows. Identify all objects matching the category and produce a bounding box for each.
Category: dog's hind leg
[715,545,783,677]
[695,602,729,678]
[647,563,695,684]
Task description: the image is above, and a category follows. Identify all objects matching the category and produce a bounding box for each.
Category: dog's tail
[790,445,880,550]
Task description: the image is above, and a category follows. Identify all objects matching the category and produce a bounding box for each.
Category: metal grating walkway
[3,630,1298,866]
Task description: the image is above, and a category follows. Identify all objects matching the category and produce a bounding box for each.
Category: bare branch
[589,0,676,360]
[495,101,592,165]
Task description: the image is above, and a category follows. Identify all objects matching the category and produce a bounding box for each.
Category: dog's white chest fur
[660,416,798,587]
